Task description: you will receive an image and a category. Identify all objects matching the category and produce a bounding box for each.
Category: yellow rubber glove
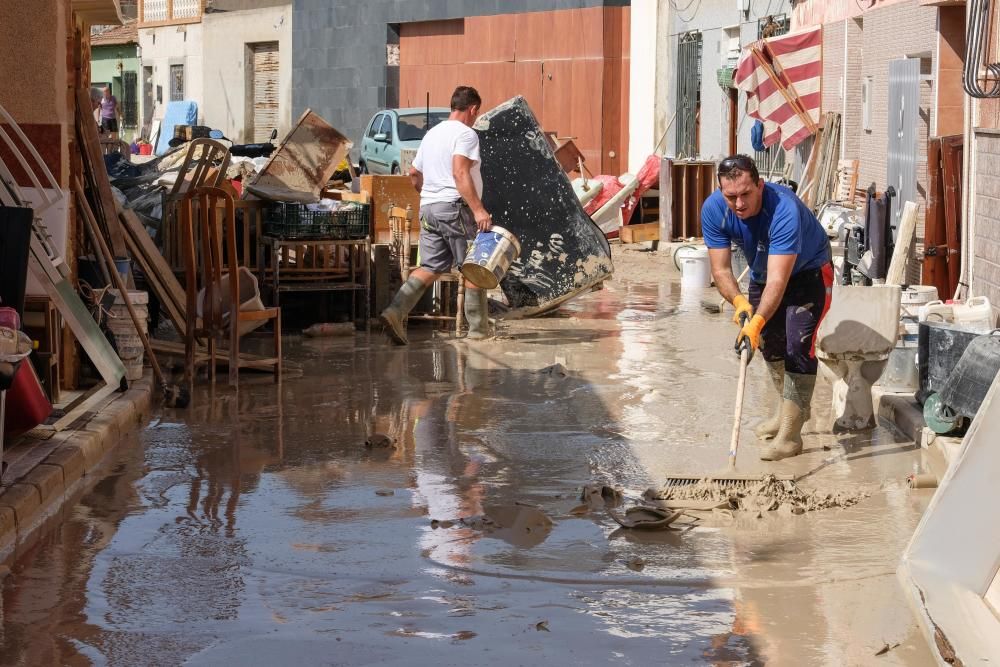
[735,314,766,357]
[732,294,754,326]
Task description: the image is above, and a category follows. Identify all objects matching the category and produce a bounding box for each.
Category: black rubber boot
[464,287,490,340]
[379,276,428,345]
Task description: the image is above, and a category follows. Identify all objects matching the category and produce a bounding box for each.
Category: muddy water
[0,259,937,666]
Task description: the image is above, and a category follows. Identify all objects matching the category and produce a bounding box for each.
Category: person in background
[99,86,120,140]
[701,154,833,461]
[379,85,492,345]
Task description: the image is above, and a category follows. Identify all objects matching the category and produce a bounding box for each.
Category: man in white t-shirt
[379,85,493,345]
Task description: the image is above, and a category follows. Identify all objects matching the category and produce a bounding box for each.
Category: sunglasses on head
[718,155,756,175]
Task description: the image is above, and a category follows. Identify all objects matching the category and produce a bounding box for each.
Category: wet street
[1,250,938,666]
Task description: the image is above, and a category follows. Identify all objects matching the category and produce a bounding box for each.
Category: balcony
[138,0,202,26]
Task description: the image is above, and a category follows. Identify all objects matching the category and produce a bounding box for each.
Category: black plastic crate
[264,202,370,240]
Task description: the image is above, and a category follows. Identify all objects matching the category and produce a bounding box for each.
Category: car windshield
[396,111,450,142]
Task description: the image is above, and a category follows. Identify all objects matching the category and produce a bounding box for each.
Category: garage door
[250,42,279,143]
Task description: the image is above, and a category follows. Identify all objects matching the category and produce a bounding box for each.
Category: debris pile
[645,474,870,514]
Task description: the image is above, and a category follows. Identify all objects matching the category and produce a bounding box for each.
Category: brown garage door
[398,7,630,175]
[249,41,279,143]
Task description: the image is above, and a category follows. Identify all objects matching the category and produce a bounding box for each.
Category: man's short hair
[451,86,482,112]
[717,154,761,184]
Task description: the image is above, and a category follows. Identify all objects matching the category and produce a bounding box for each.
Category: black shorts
[748,264,833,375]
[100,117,118,133]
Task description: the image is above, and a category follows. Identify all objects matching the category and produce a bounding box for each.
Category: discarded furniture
[899,367,1000,665]
[620,222,659,245]
[1,101,127,430]
[100,138,131,160]
[22,296,60,403]
[360,174,420,244]
[387,204,464,334]
[245,109,350,204]
[180,186,281,389]
[477,96,612,318]
[663,160,716,240]
[255,200,371,326]
[815,284,901,432]
[162,138,232,271]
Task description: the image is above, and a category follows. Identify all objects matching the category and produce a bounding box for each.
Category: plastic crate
[264,202,370,240]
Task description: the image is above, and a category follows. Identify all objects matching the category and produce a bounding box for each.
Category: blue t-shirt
[701,182,829,284]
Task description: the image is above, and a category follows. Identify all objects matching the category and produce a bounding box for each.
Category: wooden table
[257,235,371,328]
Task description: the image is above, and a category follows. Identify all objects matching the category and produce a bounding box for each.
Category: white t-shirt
[412,119,483,206]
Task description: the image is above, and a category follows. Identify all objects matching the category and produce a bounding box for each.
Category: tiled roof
[90,20,138,46]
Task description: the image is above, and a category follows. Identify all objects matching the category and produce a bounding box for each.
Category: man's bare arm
[409,167,423,193]
[708,248,741,303]
[755,254,797,322]
[453,155,491,231]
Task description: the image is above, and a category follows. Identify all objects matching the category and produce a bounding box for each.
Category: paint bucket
[461,226,522,290]
[900,285,939,318]
[677,246,712,289]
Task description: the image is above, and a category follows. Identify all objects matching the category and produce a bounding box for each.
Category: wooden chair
[100,138,131,161]
[164,138,232,271]
[387,204,465,335]
[180,186,281,390]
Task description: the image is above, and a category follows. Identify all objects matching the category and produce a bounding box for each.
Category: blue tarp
[155,101,198,156]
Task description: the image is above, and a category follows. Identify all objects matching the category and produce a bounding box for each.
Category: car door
[371,114,394,174]
[361,113,383,173]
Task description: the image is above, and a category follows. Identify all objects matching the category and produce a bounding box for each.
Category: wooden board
[360,174,420,243]
[620,222,659,244]
[246,109,351,203]
[75,88,128,258]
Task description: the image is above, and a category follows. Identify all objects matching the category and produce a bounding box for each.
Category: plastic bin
[264,202,370,240]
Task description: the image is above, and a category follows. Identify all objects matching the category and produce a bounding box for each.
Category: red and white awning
[735,26,822,151]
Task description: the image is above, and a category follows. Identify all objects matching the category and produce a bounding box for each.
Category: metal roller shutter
[250,42,279,143]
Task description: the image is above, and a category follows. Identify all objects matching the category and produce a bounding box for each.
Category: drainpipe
[957,8,976,301]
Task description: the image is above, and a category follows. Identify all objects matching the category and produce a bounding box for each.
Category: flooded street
[1,250,937,666]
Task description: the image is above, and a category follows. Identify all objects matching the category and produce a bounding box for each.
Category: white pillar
[629,0,659,174]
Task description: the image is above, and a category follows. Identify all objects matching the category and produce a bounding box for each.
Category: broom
[659,313,793,493]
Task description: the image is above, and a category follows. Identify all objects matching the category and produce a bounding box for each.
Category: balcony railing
[138,0,202,26]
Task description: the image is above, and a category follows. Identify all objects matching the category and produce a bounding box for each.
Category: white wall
[629,0,658,173]
[139,22,205,123]
[201,5,293,142]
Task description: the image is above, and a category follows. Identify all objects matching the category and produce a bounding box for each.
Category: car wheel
[359,161,369,175]
[391,163,401,175]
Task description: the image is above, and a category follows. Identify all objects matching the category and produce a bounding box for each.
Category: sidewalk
[0,374,153,563]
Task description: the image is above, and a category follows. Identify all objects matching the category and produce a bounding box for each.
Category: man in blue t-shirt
[702,155,833,461]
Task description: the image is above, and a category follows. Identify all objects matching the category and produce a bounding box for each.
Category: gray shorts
[418,200,476,274]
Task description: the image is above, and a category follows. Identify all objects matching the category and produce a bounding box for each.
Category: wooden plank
[118,205,187,328]
[886,201,919,286]
[620,222,659,244]
[75,88,128,258]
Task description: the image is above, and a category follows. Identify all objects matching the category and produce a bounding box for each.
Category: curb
[873,387,926,442]
[0,374,153,563]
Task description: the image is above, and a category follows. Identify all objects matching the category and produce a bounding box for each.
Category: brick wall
[857,0,937,280]
[821,21,844,119]
[843,18,864,160]
[972,130,1000,323]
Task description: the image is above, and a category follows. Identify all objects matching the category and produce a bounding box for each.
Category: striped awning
[734,26,822,150]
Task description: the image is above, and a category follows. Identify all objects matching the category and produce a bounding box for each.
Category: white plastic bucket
[953,296,994,333]
[197,267,267,336]
[901,285,939,318]
[677,246,712,289]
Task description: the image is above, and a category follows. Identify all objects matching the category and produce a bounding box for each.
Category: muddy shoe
[755,361,785,440]
[759,400,805,461]
[379,308,408,345]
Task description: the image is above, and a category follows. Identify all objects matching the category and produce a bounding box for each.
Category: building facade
[292,0,632,175]
[91,21,142,142]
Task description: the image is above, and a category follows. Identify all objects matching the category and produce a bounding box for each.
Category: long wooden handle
[728,346,750,471]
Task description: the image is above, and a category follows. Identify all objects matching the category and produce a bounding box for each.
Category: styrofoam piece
[899,368,1000,665]
[571,177,604,207]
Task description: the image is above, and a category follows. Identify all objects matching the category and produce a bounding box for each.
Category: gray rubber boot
[754,361,785,440]
[760,372,816,461]
[464,287,490,340]
[380,276,428,345]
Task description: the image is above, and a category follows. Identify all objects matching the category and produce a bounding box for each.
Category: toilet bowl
[815,284,902,432]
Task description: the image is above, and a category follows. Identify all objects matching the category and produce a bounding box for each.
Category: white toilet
[815,285,902,432]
